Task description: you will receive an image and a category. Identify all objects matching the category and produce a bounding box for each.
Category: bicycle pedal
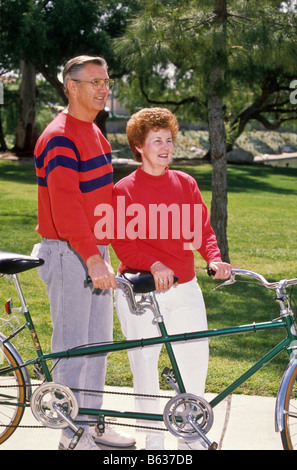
[161,367,177,382]
[161,368,180,393]
[96,415,105,434]
[68,427,84,450]
[208,441,218,450]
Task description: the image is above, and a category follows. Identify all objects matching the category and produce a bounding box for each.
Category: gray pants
[37,239,113,429]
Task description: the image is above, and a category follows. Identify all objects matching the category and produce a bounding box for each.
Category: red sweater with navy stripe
[34,112,113,262]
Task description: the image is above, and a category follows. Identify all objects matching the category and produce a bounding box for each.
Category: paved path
[254,152,297,168]
[0,387,283,451]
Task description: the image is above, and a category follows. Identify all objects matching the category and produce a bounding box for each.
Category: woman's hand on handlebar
[209,261,232,280]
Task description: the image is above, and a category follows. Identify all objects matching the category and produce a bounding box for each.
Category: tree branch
[139,77,201,108]
[35,62,67,104]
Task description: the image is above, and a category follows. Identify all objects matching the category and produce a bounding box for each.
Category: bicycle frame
[1,272,297,428]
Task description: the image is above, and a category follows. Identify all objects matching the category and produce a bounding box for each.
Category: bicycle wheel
[0,342,26,444]
[281,364,297,450]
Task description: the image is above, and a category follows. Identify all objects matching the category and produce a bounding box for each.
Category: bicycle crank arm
[52,403,84,450]
[187,414,218,450]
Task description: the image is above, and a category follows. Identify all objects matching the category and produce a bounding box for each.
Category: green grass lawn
[0,157,297,396]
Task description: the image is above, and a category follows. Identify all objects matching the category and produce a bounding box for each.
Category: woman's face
[136,128,174,176]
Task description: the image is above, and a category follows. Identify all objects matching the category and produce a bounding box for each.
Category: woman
[112,108,231,450]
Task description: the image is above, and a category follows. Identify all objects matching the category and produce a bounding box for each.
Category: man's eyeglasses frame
[72,78,114,90]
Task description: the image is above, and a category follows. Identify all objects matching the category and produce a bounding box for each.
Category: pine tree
[115,0,297,262]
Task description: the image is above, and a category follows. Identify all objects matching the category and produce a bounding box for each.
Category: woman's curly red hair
[126,108,179,162]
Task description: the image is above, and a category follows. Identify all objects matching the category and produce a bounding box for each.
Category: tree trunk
[208,0,230,263]
[94,109,109,138]
[15,60,38,155]
[37,63,67,105]
[0,108,7,151]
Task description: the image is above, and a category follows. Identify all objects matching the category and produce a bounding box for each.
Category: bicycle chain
[72,387,173,400]
[0,382,171,432]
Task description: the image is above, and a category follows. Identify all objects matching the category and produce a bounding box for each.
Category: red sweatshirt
[112,167,221,284]
[34,112,113,262]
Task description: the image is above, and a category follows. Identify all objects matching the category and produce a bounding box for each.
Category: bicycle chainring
[30,382,79,429]
[163,393,213,441]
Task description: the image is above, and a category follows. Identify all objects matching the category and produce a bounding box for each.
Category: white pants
[115,277,209,438]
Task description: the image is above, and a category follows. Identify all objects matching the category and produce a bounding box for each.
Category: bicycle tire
[280,363,297,450]
[0,342,26,444]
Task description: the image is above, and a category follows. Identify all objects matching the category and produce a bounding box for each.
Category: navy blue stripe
[79,172,113,193]
[79,153,112,172]
[35,135,113,191]
[36,176,47,187]
[35,136,80,169]
[45,155,79,178]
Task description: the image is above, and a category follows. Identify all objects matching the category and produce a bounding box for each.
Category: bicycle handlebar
[88,269,297,308]
[213,268,297,291]
[116,269,297,295]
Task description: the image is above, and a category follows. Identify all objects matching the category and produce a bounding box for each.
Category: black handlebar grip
[207,268,216,277]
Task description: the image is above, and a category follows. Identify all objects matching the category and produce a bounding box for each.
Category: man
[34,55,135,450]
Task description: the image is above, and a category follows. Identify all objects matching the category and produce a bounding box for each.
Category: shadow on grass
[227,165,297,196]
[173,163,297,196]
[1,159,297,197]
[0,161,36,185]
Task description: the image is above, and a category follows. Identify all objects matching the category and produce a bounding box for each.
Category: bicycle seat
[0,251,44,275]
[121,269,178,294]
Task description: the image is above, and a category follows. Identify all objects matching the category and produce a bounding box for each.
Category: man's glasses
[72,78,114,90]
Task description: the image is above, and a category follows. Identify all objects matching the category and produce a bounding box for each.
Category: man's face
[69,63,110,121]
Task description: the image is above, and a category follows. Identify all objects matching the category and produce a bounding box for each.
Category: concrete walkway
[0,387,283,451]
[254,152,297,168]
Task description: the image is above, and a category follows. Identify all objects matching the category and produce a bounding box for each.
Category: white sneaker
[58,431,99,450]
[145,435,165,450]
[90,424,136,448]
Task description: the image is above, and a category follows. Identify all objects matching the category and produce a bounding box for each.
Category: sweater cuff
[79,244,102,263]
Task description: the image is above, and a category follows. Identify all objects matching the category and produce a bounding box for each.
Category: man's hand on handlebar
[86,254,117,290]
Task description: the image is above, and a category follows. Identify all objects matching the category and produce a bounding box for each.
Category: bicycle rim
[0,343,26,444]
[281,364,297,450]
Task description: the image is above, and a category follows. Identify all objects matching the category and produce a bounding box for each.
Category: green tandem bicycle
[0,250,297,450]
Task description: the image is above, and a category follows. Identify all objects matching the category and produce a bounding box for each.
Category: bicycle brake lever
[207,267,236,290]
[212,274,236,291]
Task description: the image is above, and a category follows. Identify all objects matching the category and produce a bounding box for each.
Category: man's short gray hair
[63,55,108,96]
